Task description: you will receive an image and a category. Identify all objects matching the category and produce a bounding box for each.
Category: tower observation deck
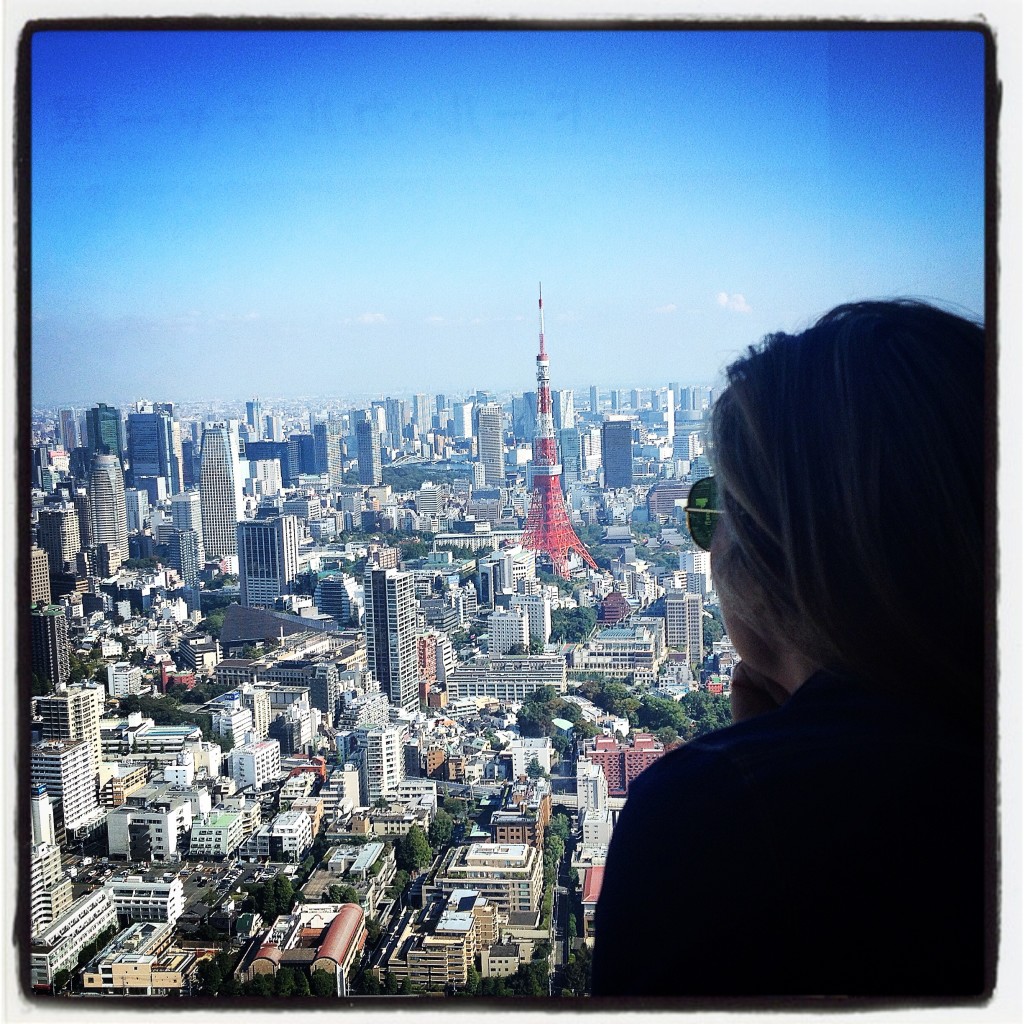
[519,287,598,579]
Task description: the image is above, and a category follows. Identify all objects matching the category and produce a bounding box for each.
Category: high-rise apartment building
[237,514,301,608]
[384,396,406,450]
[31,605,71,690]
[412,393,432,430]
[364,567,418,712]
[124,488,150,534]
[601,418,633,489]
[170,529,202,587]
[557,428,582,490]
[87,452,129,558]
[355,418,382,486]
[510,591,552,644]
[36,503,81,573]
[30,738,101,833]
[357,725,405,804]
[35,682,105,779]
[170,490,205,561]
[30,546,52,605]
[552,388,575,433]
[452,401,474,440]
[85,403,123,457]
[589,385,600,413]
[199,422,243,562]
[475,403,504,486]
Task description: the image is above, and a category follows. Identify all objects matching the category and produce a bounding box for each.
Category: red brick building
[581,732,665,797]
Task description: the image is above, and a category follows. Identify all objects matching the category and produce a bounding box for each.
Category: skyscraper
[169,529,202,587]
[87,452,129,558]
[30,546,52,605]
[412,393,432,430]
[246,398,263,439]
[237,514,301,608]
[57,409,78,451]
[552,388,575,433]
[127,406,178,497]
[31,605,70,690]
[85,402,123,456]
[601,419,633,489]
[356,417,383,486]
[475,402,505,486]
[170,490,205,562]
[590,385,600,414]
[36,502,81,574]
[364,567,419,713]
[313,419,345,490]
[199,422,243,563]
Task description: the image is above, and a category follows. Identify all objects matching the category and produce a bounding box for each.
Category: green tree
[427,808,454,848]
[562,943,592,996]
[310,969,337,997]
[464,963,481,996]
[272,873,295,915]
[197,957,223,996]
[549,606,597,644]
[681,690,732,737]
[395,825,432,871]
[293,970,311,996]
[275,966,298,997]
[327,883,359,904]
[388,868,411,899]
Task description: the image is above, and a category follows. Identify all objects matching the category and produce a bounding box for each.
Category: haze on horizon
[30,26,986,408]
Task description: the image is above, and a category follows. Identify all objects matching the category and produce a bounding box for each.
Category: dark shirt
[591,671,986,999]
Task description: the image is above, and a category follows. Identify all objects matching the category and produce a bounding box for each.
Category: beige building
[429,843,543,915]
[81,921,195,995]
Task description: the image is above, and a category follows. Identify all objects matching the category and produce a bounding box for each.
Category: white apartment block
[665,587,704,666]
[31,843,73,934]
[102,874,186,925]
[35,683,105,778]
[107,661,145,698]
[356,726,405,806]
[31,889,118,990]
[240,809,314,862]
[510,592,552,644]
[576,759,614,848]
[189,808,250,859]
[31,738,102,833]
[211,694,256,749]
[506,737,554,778]
[488,607,529,656]
[227,738,282,791]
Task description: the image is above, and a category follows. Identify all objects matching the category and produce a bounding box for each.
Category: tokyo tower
[520,286,598,579]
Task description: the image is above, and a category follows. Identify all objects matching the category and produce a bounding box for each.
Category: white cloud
[716,292,752,313]
[357,312,388,324]
[655,303,678,314]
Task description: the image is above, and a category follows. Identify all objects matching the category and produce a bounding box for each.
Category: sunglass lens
[687,477,719,551]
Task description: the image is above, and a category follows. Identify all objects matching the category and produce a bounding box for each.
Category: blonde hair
[711,300,986,714]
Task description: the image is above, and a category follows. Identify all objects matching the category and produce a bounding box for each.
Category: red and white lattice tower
[520,286,598,579]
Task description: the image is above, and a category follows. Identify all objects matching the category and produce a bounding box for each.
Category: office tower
[679,548,713,595]
[558,428,583,491]
[552,388,575,433]
[610,389,620,412]
[590,385,600,413]
[313,419,345,489]
[30,546,52,605]
[87,452,129,559]
[85,402,123,456]
[475,402,504,486]
[124,488,150,534]
[512,392,538,441]
[412,393,432,430]
[237,514,301,608]
[36,503,81,573]
[199,422,243,561]
[355,417,383,486]
[364,567,418,712]
[601,419,633,489]
[57,409,78,451]
[170,490,205,561]
[30,739,100,833]
[435,393,447,415]
[31,605,70,689]
[453,400,474,440]
[382,397,405,450]
[127,406,177,496]
[246,398,263,439]
[520,288,598,579]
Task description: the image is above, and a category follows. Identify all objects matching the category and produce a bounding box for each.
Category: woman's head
[711,300,987,708]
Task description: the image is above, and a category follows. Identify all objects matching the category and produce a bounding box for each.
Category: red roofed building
[581,732,665,797]
[581,866,605,942]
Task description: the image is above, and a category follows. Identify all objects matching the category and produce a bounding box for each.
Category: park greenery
[549,606,597,644]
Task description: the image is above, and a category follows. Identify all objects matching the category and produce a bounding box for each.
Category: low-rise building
[428,843,543,916]
[81,921,195,995]
[102,873,186,925]
[31,889,118,990]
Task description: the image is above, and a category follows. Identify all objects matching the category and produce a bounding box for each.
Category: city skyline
[29,25,987,406]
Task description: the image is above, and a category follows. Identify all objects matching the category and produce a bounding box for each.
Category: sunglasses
[685,476,723,551]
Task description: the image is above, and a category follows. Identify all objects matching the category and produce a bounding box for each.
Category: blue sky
[30,27,987,406]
